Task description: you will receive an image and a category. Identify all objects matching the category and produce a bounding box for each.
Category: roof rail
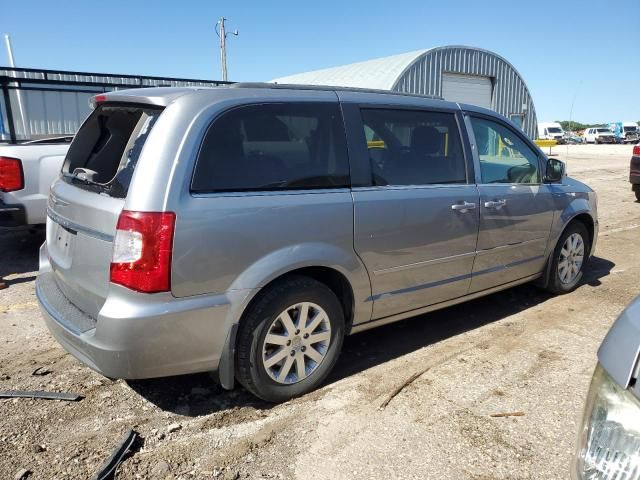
[229,82,443,100]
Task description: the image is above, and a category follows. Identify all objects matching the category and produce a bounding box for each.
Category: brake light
[110,211,176,293]
[0,156,24,192]
[94,94,107,104]
[633,145,640,156]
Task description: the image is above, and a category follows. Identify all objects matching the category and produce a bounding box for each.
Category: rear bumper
[36,253,255,379]
[0,198,26,227]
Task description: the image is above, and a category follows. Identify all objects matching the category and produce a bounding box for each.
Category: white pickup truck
[0,138,70,227]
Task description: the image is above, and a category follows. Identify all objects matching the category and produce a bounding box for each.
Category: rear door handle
[451,201,477,212]
[484,199,507,209]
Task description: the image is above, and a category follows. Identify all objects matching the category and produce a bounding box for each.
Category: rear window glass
[62,104,162,198]
[191,103,350,193]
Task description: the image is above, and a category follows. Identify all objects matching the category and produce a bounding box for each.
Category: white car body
[538,122,565,141]
[0,142,69,226]
[584,127,616,144]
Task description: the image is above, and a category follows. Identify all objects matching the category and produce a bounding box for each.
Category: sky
[2,0,638,123]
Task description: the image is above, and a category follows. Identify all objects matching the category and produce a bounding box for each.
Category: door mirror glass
[545,158,565,183]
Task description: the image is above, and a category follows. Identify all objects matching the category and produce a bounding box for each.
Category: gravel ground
[1,144,638,480]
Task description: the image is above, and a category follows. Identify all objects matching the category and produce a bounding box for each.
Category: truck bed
[0,143,70,226]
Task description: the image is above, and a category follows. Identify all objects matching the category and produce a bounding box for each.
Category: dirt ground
[1,144,638,480]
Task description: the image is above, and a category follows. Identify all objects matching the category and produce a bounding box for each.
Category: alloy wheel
[558,233,585,284]
[261,302,331,384]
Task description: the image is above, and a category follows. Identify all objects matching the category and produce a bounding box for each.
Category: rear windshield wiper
[63,168,103,187]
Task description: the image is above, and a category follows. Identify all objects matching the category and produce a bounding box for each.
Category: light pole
[216,17,238,81]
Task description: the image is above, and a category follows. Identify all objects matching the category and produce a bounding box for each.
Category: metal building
[272,46,538,138]
[0,67,227,141]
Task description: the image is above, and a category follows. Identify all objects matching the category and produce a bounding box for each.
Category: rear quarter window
[191,103,350,193]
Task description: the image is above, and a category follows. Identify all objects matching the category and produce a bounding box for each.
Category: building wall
[393,46,537,138]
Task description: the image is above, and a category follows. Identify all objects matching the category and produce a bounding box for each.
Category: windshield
[624,126,637,132]
[596,129,611,133]
[547,127,563,134]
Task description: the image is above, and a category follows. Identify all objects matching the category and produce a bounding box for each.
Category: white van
[538,122,565,142]
[584,127,616,144]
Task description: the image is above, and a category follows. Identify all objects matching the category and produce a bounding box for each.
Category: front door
[466,114,555,292]
[350,106,480,319]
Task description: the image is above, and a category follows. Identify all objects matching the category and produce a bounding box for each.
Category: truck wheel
[546,222,591,295]
[236,275,345,402]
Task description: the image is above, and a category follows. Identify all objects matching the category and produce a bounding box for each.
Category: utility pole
[216,17,238,81]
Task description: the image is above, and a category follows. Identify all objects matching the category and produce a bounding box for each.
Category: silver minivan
[36,84,598,402]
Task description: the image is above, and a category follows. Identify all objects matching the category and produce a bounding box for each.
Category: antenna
[566,80,582,168]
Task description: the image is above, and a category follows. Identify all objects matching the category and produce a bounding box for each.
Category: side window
[470,116,540,184]
[192,103,350,193]
[360,108,467,186]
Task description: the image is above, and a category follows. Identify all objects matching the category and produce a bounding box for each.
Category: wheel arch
[226,242,371,326]
[538,209,597,289]
[570,212,595,251]
[217,246,372,390]
[239,265,357,335]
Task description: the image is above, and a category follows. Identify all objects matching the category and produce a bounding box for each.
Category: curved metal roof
[271,45,538,138]
[271,49,426,89]
[271,46,530,91]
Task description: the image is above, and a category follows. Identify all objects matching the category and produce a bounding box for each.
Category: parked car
[0,137,71,227]
[36,85,598,402]
[564,132,585,145]
[631,143,640,202]
[584,127,617,144]
[573,296,640,479]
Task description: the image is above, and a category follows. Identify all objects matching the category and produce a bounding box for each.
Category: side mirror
[545,158,565,183]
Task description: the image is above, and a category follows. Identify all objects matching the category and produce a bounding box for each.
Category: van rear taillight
[110,211,176,293]
[0,156,24,192]
[633,145,640,156]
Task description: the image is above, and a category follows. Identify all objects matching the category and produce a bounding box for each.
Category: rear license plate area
[48,220,76,268]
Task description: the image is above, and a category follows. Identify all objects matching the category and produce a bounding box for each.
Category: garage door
[442,73,493,109]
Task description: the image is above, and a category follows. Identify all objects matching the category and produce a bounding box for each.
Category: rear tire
[546,222,591,295]
[235,275,345,402]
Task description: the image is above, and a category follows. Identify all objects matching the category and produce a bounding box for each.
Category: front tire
[546,222,590,294]
[236,275,345,402]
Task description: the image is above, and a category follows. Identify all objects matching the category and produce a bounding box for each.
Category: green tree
[556,120,607,132]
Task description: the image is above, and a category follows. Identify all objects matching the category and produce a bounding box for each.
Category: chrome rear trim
[47,207,114,242]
